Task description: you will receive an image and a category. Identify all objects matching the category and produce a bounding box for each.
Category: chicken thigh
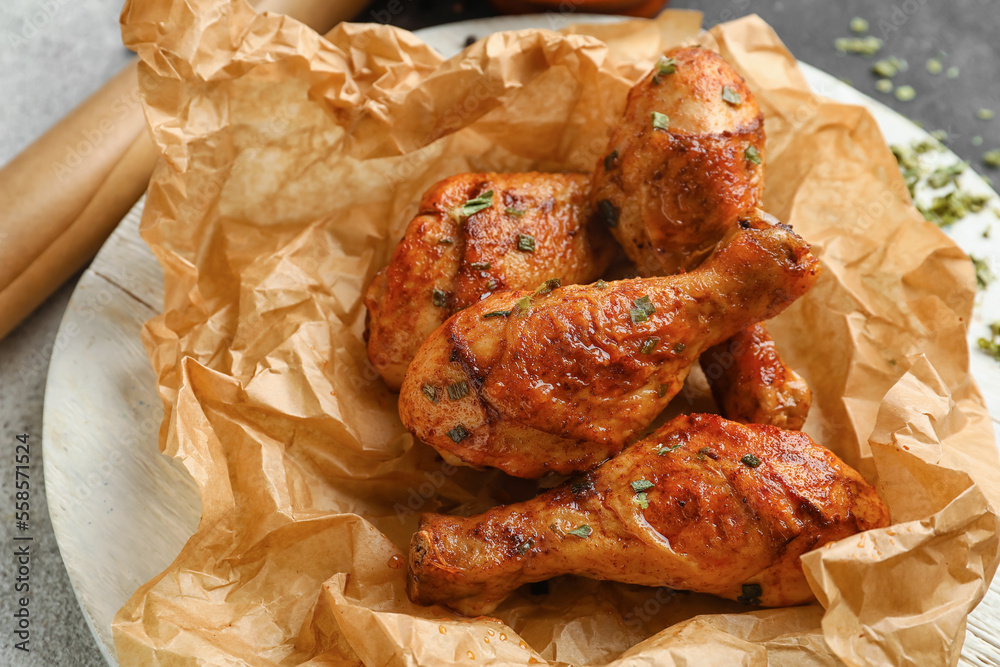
[398,211,819,478]
[408,413,891,616]
[366,172,615,390]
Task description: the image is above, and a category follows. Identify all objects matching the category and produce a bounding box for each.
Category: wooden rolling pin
[0,0,369,341]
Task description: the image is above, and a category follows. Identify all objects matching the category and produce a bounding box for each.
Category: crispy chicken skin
[398,211,820,478]
[408,413,891,616]
[591,46,764,276]
[592,46,811,430]
[365,172,615,390]
[702,323,812,430]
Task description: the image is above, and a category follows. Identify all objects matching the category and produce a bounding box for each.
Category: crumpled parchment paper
[112,2,1000,665]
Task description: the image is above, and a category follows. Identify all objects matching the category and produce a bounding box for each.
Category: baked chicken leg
[408,413,891,616]
[366,172,614,390]
[398,211,819,478]
[591,46,810,430]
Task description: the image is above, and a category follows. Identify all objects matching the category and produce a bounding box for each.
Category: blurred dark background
[357,0,1000,175]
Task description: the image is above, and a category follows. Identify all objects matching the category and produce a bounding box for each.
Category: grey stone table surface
[0,1,997,666]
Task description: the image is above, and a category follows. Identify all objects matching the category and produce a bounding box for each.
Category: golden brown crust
[365,172,615,390]
[591,47,765,276]
[398,213,820,478]
[702,322,813,430]
[407,413,891,616]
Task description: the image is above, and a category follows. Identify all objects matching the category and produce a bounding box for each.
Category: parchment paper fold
[112,3,1000,665]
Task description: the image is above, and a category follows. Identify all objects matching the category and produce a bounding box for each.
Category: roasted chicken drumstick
[398,211,819,478]
[591,45,811,430]
[365,172,614,390]
[408,413,891,616]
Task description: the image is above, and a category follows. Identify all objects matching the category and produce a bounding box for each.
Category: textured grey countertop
[0,0,997,665]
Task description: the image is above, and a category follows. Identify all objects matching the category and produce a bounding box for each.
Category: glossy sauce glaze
[407,413,891,616]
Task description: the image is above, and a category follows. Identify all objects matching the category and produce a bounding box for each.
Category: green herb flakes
[651,56,677,84]
[432,288,448,308]
[595,279,608,290]
[927,162,966,189]
[918,190,989,227]
[894,85,916,102]
[640,337,660,354]
[421,384,438,403]
[722,85,742,106]
[834,36,882,56]
[672,342,686,354]
[741,453,762,468]
[597,199,620,228]
[449,189,494,222]
[631,479,654,493]
[979,322,1000,362]
[651,111,670,131]
[737,583,763,605]
[447,425,470,443]
[517,539,533,556]
[657,443,681,455]
[447,381,470,401]
[516,233,536,252]
[972,256,995,290]
[745,145,762,165]
[566,525,592,538]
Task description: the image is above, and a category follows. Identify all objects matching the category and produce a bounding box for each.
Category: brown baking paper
[112,2,1000,665]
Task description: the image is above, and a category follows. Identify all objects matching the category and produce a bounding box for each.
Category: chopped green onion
[629,308,648,324]
[634,295,655,316]
[506,207,526,217]
[745,145,762,165]
[631,479,654,492]
[657,443,681,455]
[517,296,531,313]
[640,337,660,354]
[741,453,762,468]
[651,111,669,131]
[595,279,608,290]
[438,237,453,245]
[432,288,448,307]
[469,261,491,270]
[517,539,533,555]
[571,479,592,494]
[651,55,677,84]
[421,384,438,403]
[450,190,494,222]
[516,233,536,252]
[447,381,469,401]
[535,278,562,296]
[657,383,670,397]
[483,309,512,319]
[633,492,649,509]
[972,256,995,290]
[566,525,592,538]
[672,342,686,353]
[721,85,742,106]
[447,425,469,443]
